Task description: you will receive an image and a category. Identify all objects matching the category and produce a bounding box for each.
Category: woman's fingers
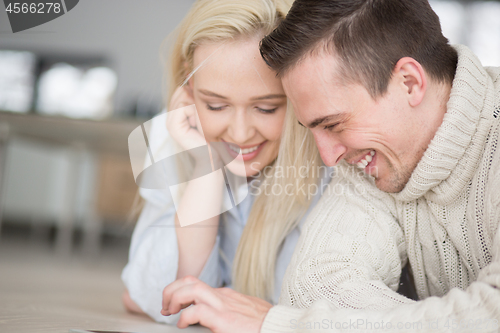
[167,85,196,138]
[161,275,199,314]
[167,107,206,151]
[166,86,208,153]
[169,85,194,111]
[183,103,202,134]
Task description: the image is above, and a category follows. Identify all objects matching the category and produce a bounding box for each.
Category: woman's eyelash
[206,104,278,113]
[257,107,278,114]
[206,104,225,111]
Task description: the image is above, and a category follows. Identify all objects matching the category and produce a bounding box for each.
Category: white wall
[430,1,500,67]
[2,1,499,116]
[0,0,195,115]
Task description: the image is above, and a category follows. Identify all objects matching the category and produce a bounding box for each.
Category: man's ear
[393,57,427,107]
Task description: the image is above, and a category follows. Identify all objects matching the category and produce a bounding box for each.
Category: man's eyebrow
[308,113,346,128]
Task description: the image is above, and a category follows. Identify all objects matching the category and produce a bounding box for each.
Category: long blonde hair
[165,0,322,301]
[233,108,321,300]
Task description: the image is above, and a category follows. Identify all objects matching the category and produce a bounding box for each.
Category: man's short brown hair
[260,0,458,97]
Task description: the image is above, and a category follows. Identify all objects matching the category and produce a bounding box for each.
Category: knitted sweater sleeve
[262,165,500,332]
[261,170,412,331]
[263,226,500,333]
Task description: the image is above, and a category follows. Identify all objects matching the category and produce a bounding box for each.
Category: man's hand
[161,276,272,333]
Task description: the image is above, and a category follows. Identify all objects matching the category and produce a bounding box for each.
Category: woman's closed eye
[256,106,278,114]
[206,103,227,111]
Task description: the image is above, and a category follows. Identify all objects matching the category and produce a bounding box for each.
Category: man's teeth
[229,144,260,154]
[357,150,375,169]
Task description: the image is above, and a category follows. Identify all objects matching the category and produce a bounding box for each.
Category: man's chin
[374,176,407,193]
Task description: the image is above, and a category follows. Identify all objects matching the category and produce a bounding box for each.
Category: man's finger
[167,281,223,314]
[177,303,219,331]
[162,275,199,312]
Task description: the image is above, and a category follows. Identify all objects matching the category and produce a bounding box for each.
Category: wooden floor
[0,232,209,333]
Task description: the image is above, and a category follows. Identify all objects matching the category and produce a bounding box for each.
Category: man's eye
[324,123,339,131]
[206,104,226,111]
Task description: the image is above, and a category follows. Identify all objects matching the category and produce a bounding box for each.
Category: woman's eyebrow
[251,94,287,101]
[198,89,228,99]
[198,90,286,101]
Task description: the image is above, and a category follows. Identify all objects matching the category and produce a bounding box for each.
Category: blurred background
[0,1,499,327]
[0,0,196,257]
[0,3,199,330]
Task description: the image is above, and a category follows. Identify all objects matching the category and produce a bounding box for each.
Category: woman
[121,0,329,323]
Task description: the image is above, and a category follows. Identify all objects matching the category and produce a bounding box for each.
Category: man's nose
[313,131,347,167]
[228,110,256,144]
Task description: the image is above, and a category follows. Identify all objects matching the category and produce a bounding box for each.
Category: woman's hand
[168,86,224,277]
[162,276,272,333]
[167,86,207,154]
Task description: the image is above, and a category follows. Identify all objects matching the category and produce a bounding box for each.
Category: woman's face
[189,37,287,177]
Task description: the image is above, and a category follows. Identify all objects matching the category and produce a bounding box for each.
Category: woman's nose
[228,110,256,144]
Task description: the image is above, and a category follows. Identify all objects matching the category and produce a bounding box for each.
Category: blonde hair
[165,0,321,301]
[167,0,294,102]
[233,108,321,300]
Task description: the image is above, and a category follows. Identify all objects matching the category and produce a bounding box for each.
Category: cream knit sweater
[262,45,500,332]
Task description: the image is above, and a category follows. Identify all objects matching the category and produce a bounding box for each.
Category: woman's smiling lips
[222,140,267,161]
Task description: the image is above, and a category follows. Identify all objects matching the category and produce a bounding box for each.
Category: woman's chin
[225,164,250,178]
[225,162,264,179]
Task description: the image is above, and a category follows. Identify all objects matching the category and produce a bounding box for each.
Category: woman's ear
[184,79,194,97]
[393,57,427,107]
[183,61,194,98]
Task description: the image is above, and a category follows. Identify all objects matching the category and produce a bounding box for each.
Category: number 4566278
[5,2,62,14]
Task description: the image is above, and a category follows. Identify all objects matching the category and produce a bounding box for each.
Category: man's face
[282,52,428,193]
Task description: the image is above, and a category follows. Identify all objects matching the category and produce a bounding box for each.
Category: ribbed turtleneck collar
[391,45,497,203]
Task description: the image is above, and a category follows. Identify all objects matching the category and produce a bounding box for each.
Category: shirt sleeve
[122,115,224,324]
[261,170,500,333]
[121,186,222,324]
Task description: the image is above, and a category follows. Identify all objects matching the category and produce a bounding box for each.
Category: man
[161,0,500,332]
